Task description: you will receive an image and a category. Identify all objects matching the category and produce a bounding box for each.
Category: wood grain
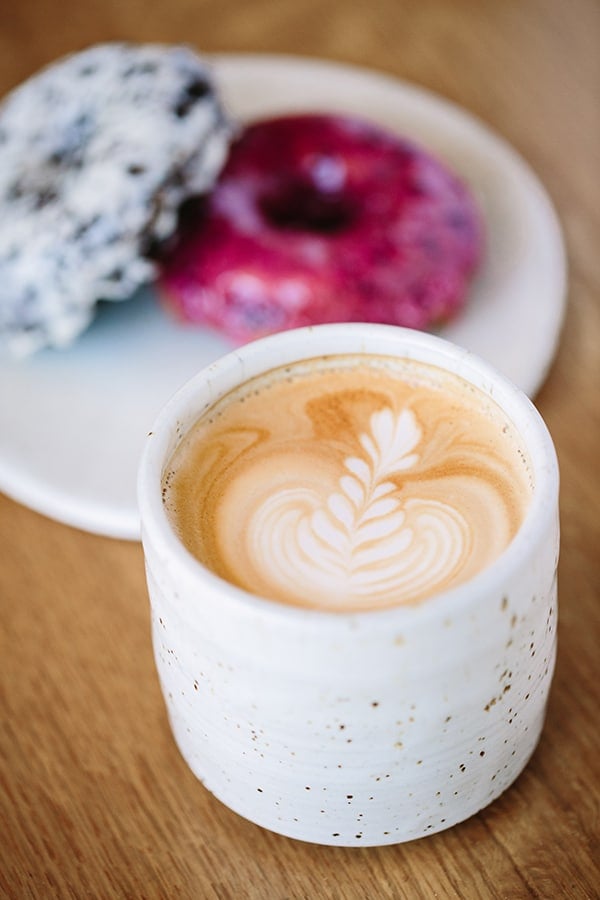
[1,1,599,897]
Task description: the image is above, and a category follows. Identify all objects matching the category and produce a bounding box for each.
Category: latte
[162,355,533,611]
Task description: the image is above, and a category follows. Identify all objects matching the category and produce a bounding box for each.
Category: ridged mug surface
[138,324,559,846]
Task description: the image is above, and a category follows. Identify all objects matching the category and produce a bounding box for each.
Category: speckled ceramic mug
[138,324,559,846]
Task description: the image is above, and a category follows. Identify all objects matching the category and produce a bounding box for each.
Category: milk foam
[163,356,532,610]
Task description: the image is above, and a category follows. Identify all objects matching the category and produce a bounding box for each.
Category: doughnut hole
[259,153,357,234]
[260,180,356,234]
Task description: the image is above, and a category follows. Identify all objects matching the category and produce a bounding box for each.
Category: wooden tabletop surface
[1,1,598,897]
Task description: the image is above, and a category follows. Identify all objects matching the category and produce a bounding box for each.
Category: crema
[162,355,533,611]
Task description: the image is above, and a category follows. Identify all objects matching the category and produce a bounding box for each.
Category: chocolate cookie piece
[0,43,231,355]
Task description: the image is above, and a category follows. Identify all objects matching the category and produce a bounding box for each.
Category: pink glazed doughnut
[158,114,483,341]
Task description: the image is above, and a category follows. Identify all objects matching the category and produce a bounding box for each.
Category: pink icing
[158,114,483,341]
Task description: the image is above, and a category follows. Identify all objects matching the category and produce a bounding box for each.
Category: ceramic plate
[0,54,567,540]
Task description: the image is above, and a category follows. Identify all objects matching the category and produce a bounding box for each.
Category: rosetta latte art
[246,407,471,608]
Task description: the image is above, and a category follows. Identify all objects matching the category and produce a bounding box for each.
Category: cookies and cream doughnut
[158,114,483,342]
[0,43,230,355]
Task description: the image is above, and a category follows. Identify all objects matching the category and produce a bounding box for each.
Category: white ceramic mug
[138,324,559,846]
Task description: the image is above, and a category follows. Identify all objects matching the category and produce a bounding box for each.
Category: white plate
[0,54,567,540]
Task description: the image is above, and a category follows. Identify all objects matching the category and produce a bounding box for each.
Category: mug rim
[137,323,559,625]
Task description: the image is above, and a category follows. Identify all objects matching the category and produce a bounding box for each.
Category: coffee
[162,355,532,611]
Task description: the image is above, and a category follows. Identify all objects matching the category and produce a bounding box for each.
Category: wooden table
[1,1,598,897]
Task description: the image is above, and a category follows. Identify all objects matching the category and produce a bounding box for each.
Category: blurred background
[1,0,595,308]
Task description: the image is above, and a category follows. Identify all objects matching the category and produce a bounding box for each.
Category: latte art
[244,408,471,606]
[163,356,532,610]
